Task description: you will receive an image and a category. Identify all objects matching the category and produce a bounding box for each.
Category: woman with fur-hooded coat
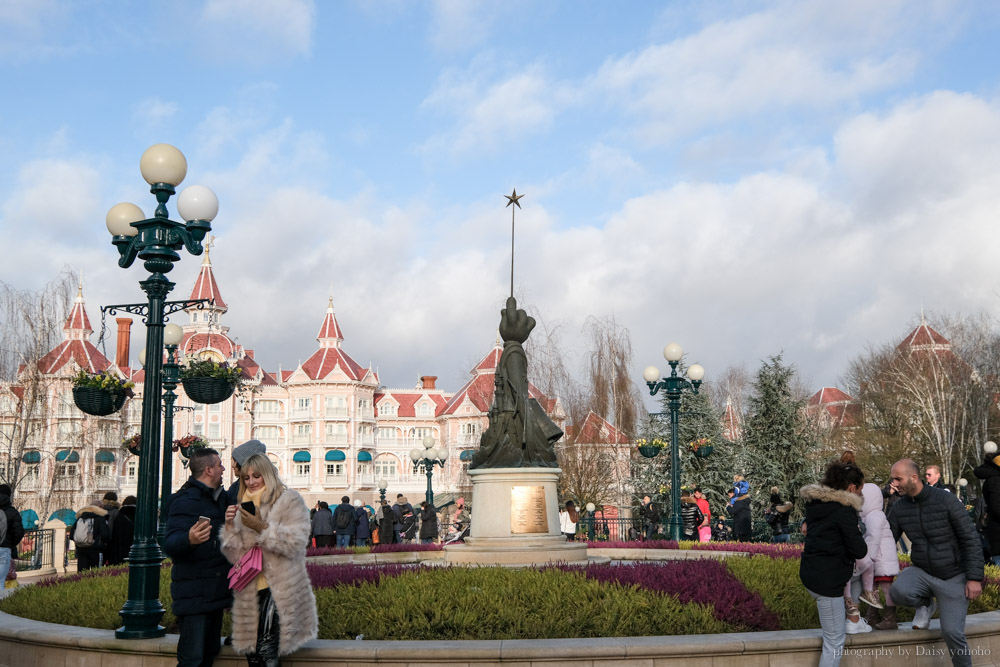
[221,453,317,663]
[799,461,868,667]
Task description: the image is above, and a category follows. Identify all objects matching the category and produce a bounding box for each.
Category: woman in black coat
[418,501,438,544]
[973,451,1000,565]
[799,461,868,666]
[105,496,136,565]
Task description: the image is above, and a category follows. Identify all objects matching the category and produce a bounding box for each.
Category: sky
[3,0,1000,412]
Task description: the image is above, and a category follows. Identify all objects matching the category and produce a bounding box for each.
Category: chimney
[115,318,132,368]
[420,375,437,390]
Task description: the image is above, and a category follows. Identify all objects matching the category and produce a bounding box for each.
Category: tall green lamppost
[409,435,448,507]
[642,343,705,542]
[378,478,389,504]
[105,144,219,639]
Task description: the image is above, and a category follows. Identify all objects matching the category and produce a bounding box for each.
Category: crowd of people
[309,493,468,548]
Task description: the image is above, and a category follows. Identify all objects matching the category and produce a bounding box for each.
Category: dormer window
[417,402,431,416]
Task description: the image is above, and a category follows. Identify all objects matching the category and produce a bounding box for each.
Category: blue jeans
[991,554,1000,567]
[807,589,846,667]
[772,533,790,543]
[335,534,351,548]
[176,610,224,667]
[0,547,11,586]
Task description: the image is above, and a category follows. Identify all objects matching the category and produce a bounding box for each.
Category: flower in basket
[73,369,135,398]
[172,434,210,454]
[179,358,243,384]
[636,438,666,449]
[688,437,711,453]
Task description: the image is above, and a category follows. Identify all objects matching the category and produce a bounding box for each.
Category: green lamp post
[106,144,219,639]
[642,343,705,542]
[410,435,448,507]
[378,478,389,504]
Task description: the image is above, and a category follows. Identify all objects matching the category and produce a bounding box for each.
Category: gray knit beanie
[232,439,267,466]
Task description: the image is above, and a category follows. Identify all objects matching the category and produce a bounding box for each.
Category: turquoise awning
[22,451,41,463]
[95,450,116,463]
[292,451,311,462]
[325,450,346,462]
[459,449,475,461]
[357,451,372,462]
[55,449,80,463]
[49,508,75,525]
[20,509,39,530]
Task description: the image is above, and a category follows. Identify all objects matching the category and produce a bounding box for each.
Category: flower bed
[306,543,443,557]
[2,552,997,640]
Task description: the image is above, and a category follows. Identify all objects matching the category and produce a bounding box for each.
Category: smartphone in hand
[196,515,211,526]
[241,501,256,515]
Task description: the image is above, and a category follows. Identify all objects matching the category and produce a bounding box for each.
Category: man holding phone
[164,448,232,667]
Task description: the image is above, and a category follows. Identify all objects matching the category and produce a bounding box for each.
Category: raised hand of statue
[498,296,535,344]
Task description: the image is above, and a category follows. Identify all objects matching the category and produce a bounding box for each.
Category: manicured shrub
[314,566,731,640]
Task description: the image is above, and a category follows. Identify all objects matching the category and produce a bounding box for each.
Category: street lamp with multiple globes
[105,144,219,639]
[410,436,448,507]
[642,343,705,542]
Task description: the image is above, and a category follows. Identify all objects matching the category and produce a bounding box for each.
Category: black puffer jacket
[680,500,703,539]
[163,478,232,616]
[888,483,984,583]
[0,490,24,550]
[799,484,867,597]
[973,459,1000,555]
[727,496,752,540]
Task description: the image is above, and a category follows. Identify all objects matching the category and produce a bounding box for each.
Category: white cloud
[196,0,316,61]
[133,98,180,132]
[588,0,931,142]
[421,62,572,157]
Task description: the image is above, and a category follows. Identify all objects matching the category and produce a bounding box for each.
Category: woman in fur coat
[221,454,318,665]
[799,461,868,667]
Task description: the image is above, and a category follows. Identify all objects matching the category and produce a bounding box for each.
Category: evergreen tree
[738,354,819,520]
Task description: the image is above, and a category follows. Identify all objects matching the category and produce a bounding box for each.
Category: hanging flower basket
[72,370,134,416]
[180,359,242,404]
[636,438,665,458]
[73,386,127,416]
[181,377,234,404]
[173,434,210,460]
[122,434,141,457]
[689,438,713,458]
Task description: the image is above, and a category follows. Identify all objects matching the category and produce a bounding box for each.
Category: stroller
[444,520,470,545]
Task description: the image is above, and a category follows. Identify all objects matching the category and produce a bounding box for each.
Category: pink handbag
[228,545,262,591]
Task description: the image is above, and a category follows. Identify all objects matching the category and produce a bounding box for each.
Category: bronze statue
[470,297,561,469]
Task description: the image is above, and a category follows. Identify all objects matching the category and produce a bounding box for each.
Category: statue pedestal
[444,467,588,566]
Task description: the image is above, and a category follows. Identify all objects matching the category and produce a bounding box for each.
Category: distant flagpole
[504,188,524,298]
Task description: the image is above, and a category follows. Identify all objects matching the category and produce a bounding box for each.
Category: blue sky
[3,0,1000,409]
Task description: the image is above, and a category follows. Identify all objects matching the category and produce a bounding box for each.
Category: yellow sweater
[242,486,269,591]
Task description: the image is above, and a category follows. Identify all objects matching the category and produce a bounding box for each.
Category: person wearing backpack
[0,485,25,585]
[71,501,111,571]
[332,496,356,548]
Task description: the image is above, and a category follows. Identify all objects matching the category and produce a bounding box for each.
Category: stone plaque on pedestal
[444,467,588,565]
[511,485,547,534]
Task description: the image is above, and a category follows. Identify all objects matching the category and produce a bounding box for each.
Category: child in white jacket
[851,482,901,630]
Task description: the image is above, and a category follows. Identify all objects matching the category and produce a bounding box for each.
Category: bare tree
[0,271,75,492]
[841,313,998,484]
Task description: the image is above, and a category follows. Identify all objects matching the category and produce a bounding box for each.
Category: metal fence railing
[576,515,804,544]
[15,528,55,571]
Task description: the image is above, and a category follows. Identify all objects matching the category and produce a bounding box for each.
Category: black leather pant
[246,588,281,667]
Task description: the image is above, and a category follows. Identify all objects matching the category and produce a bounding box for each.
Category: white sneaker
[845,617,873,634]
[911,599,937,630]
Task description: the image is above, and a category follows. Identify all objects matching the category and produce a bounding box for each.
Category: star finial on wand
[504,188,524,209]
